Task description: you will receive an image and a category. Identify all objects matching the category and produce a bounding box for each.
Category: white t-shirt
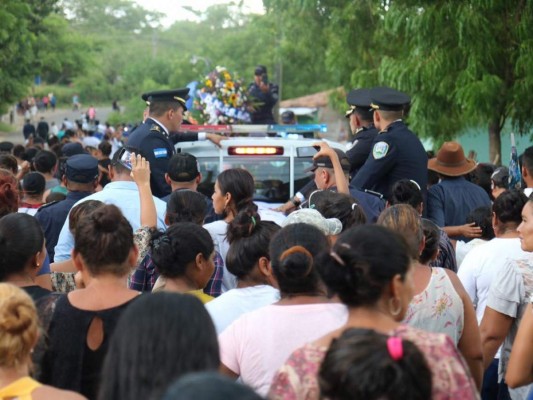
[203,209,286,293]
[458,238,528,324]
[486,255,533,399]
[455,238,488,268]
[203,220,233,292]
[82,136,101,148]
[205,285,280,334]
[218,302,348,396]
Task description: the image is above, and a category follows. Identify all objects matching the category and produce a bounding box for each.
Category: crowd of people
[0,83,533,400]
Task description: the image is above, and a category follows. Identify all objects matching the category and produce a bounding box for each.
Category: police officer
[248,65,279,124]
[128,88,225,198]
[35,154,99,262]
[345,88,378,178]
[351,87,427,201]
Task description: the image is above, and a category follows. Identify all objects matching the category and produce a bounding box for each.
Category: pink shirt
[218,302,348,396]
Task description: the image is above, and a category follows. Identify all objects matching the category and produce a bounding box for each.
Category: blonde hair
[0,284,39,368]
[377,204,423,260]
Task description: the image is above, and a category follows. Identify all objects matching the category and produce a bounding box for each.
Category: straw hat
[428,142,476,177]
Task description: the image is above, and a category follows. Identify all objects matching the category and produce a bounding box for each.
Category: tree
[36,14,93,84]
[266,1,533,161]
[0,1,60,113]
[380,0,533,163]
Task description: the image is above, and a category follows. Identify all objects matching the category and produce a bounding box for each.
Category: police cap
[370,87,411,112]
[141,88,190,111]
[0,141,14,153]
[62,142,86,157]
[345,88,372,118]
[65,154,99,183]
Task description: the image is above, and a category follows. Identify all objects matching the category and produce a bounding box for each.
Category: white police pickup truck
[175,137,346,204]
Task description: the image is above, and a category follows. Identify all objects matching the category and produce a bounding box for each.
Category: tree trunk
[488,121,502,165]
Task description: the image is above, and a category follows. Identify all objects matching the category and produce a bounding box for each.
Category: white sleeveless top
[403,267,464,345]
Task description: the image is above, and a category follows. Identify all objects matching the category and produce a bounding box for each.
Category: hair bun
[0,300,34,335]
[91,204,122,233]
[279,245,313,278]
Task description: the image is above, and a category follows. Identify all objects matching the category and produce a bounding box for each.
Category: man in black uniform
[248,65,279,124]
[35,154,98,262]
[345,88,379,179]
[128,88,225,198]
[351,87,427,201]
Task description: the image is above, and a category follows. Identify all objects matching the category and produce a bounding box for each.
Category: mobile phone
[118,148,133,170]
[261,73,269,85]
[296,146,318,158]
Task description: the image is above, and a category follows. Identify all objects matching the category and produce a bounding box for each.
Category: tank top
[0,377,41,400]
[403,267,464,344]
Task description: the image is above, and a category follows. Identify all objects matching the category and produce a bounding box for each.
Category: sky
[133,0,265,27]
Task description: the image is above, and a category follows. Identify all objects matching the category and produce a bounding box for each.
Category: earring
[389,297,402,317]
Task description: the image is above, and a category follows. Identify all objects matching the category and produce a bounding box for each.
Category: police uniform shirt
[248,82,279,124]
[348,186,385,224]
[127,117,175,198]
[35,191,93,262]
[351,120,428,200]
[346,124,379,179]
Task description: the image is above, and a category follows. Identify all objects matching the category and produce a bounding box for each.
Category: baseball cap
[167,153,200,182]
[305,148,351,173]
[282,208,343,236]
[491,166,509,189]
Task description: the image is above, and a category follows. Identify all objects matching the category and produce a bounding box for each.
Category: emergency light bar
[228,146,284,156]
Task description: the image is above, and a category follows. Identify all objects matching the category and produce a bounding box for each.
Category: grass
[0,122,16,134]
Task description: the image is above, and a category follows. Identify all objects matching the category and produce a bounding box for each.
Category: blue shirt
[427,177,491,240]
[54,181,167,262]
[35,191,93,262]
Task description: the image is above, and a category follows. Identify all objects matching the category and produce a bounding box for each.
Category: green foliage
[0,122,16,134]
[35,14,93,84]
[0,1,39,113]
[266,0,533,160]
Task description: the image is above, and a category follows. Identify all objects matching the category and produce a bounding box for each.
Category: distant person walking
[72,94,80,111]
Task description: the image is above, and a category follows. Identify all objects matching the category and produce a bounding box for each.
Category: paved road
[0,106,113,144]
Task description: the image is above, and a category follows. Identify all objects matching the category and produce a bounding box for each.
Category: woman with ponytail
[204,168,258,293]
[38,204,140,399]
[205,208,281,333]
[269,225,478,400]
[218,223,347,397]
[150,223,215,304]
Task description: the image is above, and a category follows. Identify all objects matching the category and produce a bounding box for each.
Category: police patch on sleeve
[153,148,168,158]
[372,141,389,159]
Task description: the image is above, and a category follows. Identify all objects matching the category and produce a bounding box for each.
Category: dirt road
[0,106,113,144]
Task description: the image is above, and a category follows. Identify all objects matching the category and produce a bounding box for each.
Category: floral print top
[403,267,464,345]
[268,324,479,400]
